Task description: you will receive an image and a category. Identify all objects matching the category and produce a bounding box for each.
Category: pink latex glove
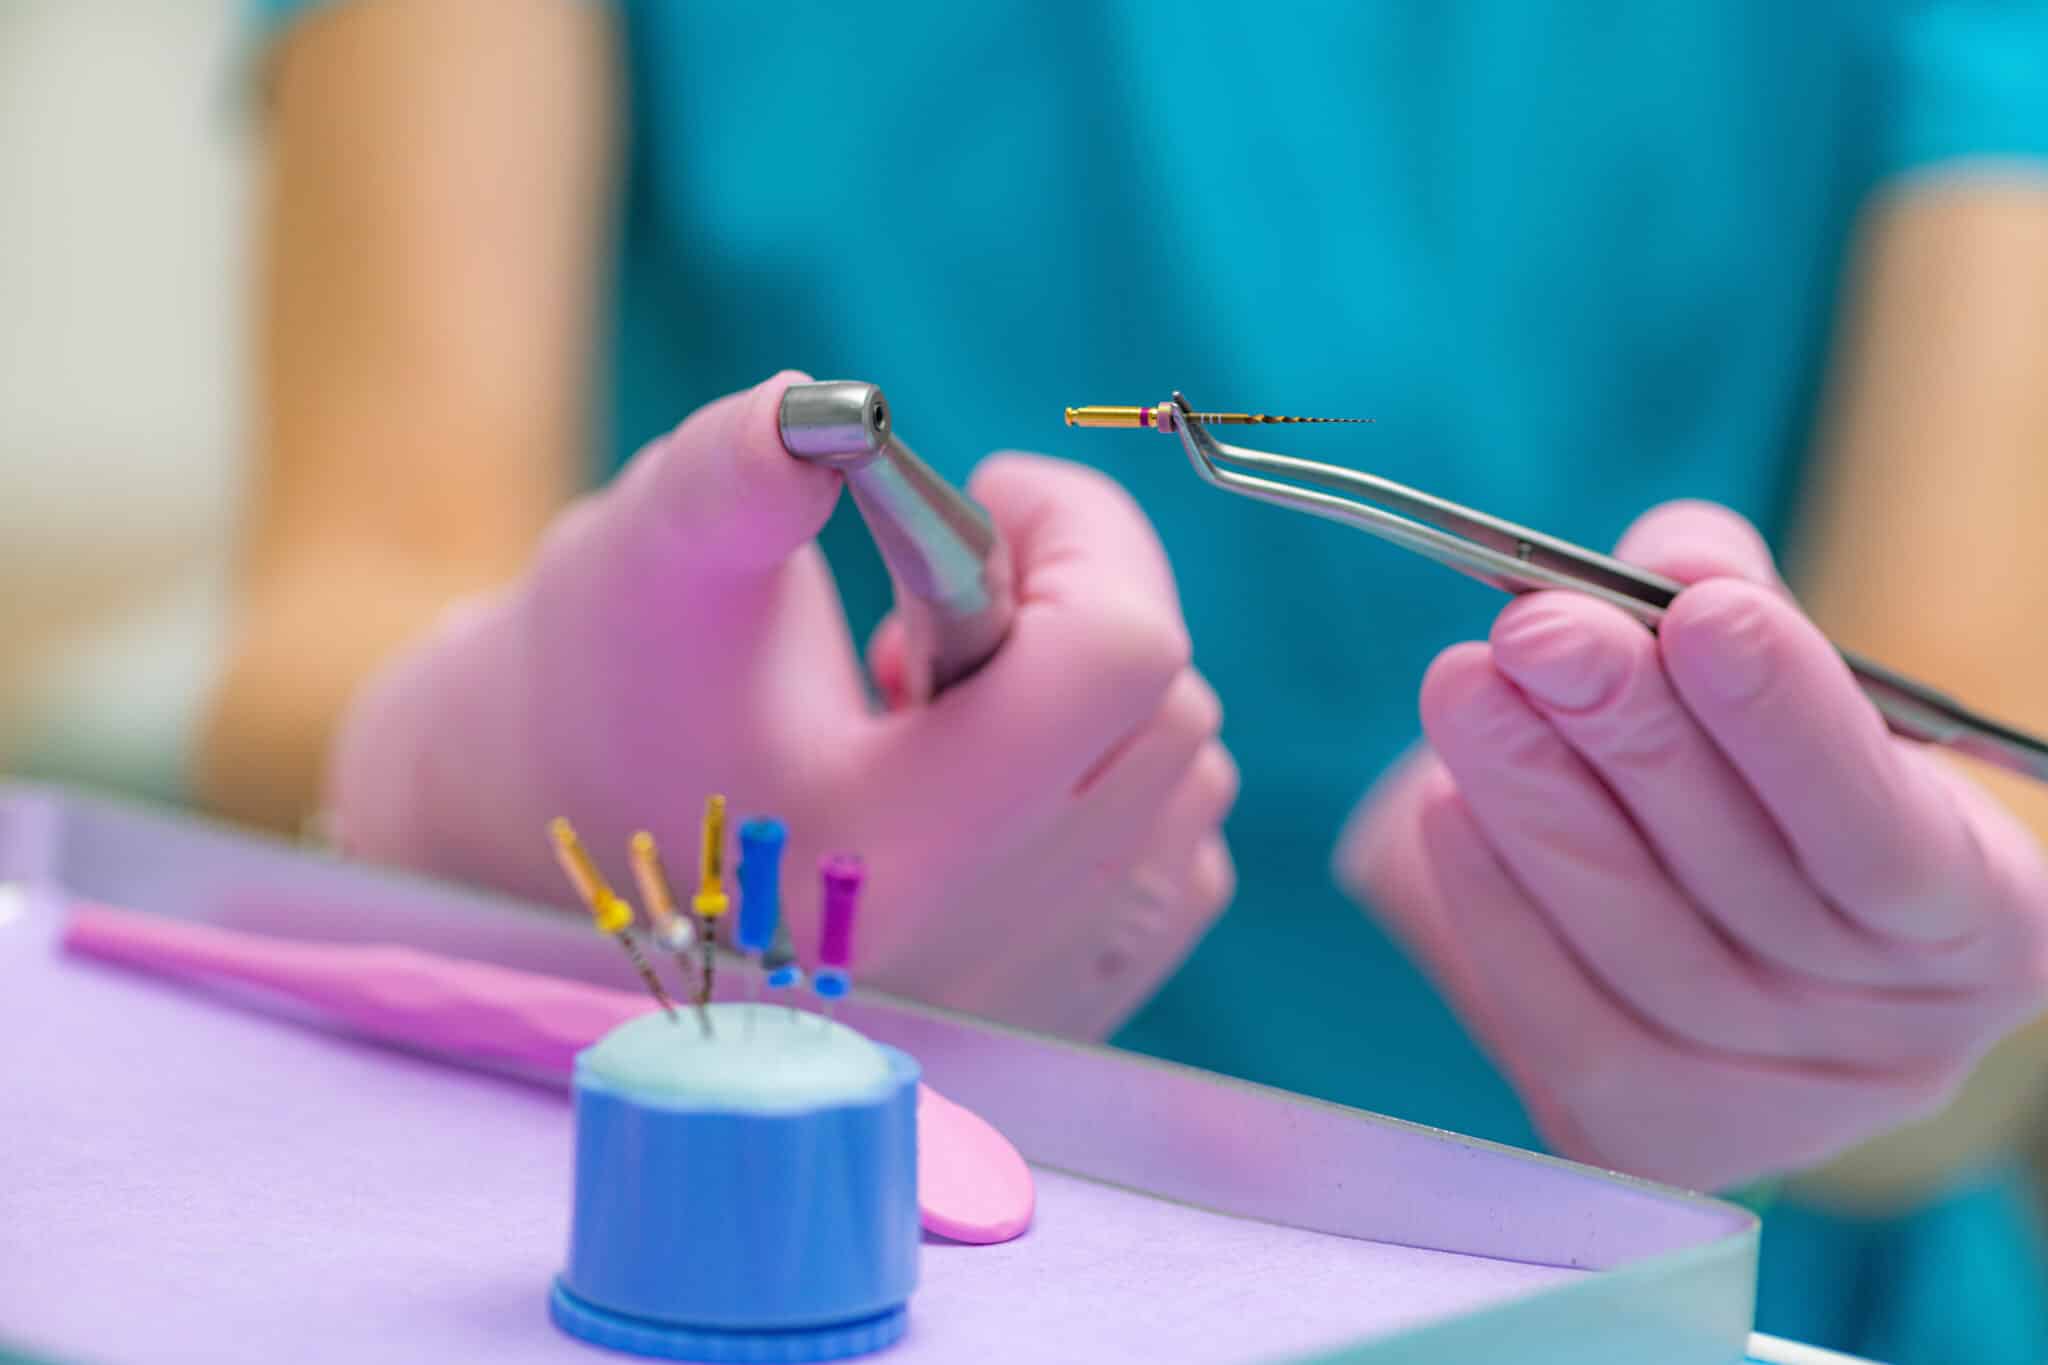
[327,372,1237,1040]
[1338,500,2048,1192]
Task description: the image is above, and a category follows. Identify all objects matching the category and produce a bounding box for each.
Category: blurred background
[1,0,246,805]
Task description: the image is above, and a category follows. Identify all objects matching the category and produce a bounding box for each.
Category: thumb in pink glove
[1337,500,2048,1192]
[328,372,1237,1039]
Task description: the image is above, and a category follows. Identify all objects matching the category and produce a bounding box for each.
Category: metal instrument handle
[1167,392,2048,785]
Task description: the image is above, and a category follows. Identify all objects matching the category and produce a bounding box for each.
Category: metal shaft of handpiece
[781,381,1015,702]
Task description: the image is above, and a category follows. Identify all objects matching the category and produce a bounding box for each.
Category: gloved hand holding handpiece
[327,372,1238,1039]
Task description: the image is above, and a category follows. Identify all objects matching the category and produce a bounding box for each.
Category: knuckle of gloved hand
[975,449,1122,510]
[2015,918,2048,991]
[1081,592,1194,698]
[1672,499,1768,547]
[1593,693,1697,769]
[973,447,1057,477]
[1192,840,1237,917]
[1622,500,1777,581]
[966,451,1046,501]
[1420,645,1532,752]
[1978,983,2048,1053]
[1885,1062,1973,1127]
[1490,597,1640,713]
[1346,758,1462,908]
[1853,849,1975,942]
[1063,456,1143,509]
[1195,743,1241,822]
[1496,614,1697,767]
[1549,1032,1668,1138]
[1162,671,1225,745]
[1602,964,1755,1059]
[1399,755,1465,842]
[531,494,609,577]
[1661,580,1783,700]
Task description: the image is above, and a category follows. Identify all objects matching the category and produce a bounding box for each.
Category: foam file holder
[0,782,1763,1365]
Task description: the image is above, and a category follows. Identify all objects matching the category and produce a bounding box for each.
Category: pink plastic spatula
[60,902,1033,1244]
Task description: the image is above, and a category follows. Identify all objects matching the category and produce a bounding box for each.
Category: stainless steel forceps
[1151,389,2048,785]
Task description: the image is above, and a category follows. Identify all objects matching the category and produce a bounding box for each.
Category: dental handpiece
[780,381,1014,703]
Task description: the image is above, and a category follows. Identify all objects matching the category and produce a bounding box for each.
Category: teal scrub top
[254,2,2048,1358]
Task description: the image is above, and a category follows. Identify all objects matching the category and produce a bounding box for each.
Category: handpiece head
[779,380,893,467]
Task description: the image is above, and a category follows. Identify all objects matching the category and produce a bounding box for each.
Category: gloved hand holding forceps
[1339,500,2048,1192]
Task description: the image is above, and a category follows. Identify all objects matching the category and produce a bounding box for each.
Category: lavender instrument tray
[0,781,1760,1365]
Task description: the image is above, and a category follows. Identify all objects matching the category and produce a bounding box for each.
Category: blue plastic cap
[766,964,805,990]
[814,969,849,1000]
[735,818,788,954]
